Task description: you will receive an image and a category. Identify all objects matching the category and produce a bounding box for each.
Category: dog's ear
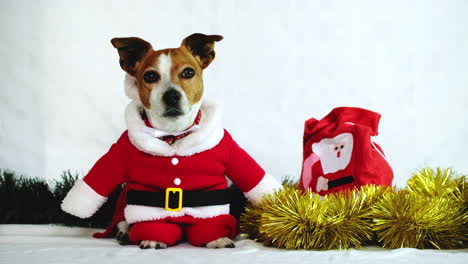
[181,33,223,69]
[111,37,152,76]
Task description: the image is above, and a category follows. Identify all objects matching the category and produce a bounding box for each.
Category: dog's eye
[143,71,160,83]
[180,67,195,79]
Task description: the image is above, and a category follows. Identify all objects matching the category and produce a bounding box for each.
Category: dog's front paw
[116,230,131,245]
[116,221,131,245]
[205,237,235,249]
[139,240,168,249]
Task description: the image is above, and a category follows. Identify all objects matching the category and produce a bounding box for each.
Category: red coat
[62,101,280,224]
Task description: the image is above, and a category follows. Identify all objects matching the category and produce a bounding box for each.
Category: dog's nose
[162,89,181,106]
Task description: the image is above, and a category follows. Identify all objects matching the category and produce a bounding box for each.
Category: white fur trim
[124,74,140,102]
[61,180,107,218]
[125,100,224,157]
[244,173,282,204]
[124,204,230,224]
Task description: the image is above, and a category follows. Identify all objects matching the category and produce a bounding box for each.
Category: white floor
[0,225,467,264]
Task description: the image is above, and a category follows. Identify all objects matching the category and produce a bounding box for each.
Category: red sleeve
[83,132,130,197]
[224,132,266,193]
[224,131,281,203]
[61,132,130,218]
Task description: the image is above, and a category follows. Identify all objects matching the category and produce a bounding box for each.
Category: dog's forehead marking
[158,53,172,82]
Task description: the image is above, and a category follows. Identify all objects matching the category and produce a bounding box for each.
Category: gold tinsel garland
[240,168,468,250]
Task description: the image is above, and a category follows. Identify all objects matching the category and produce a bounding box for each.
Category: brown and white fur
[110,34,232,249]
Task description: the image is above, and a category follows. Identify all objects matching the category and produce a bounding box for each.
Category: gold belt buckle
[165,187,183,211]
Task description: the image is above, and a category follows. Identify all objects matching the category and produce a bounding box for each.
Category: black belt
[127,188,233,211]
[328,175,355,189]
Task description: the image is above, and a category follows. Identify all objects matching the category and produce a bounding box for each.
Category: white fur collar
[125,100,225,157]
[124,74,140,102]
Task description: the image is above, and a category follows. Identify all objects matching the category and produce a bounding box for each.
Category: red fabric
[92,186,127,238]
[129,221,183,246]
[128,214,238,246]
[300,107,393,195]
[83,129,264,196]
[82,129,265,237]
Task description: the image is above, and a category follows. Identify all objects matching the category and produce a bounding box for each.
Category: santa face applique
[312,133,353,174]
[301,133,355,193]
[300,107,394,194]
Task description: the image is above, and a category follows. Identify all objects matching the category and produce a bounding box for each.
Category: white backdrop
[1,0,467,187]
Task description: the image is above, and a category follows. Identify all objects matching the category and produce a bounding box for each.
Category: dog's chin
[163,109,184,118]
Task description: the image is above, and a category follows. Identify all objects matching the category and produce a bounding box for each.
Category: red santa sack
[300,107,393,195]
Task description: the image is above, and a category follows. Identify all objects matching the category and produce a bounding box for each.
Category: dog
[61,33,280,249]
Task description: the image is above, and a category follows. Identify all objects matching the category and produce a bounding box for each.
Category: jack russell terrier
[61,33,280,249]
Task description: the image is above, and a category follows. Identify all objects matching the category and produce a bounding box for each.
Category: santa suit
[61,99,280,246]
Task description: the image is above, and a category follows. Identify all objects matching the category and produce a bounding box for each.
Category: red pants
[128,214,238,247]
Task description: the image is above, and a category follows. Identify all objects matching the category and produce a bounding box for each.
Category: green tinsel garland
[240,168,468,250]
[0,169,122,228]
[0,169,246,227]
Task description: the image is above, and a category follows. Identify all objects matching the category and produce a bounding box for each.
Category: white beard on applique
[312,133,354,174]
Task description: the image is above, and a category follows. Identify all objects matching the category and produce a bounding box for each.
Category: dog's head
[111,33,223,131]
